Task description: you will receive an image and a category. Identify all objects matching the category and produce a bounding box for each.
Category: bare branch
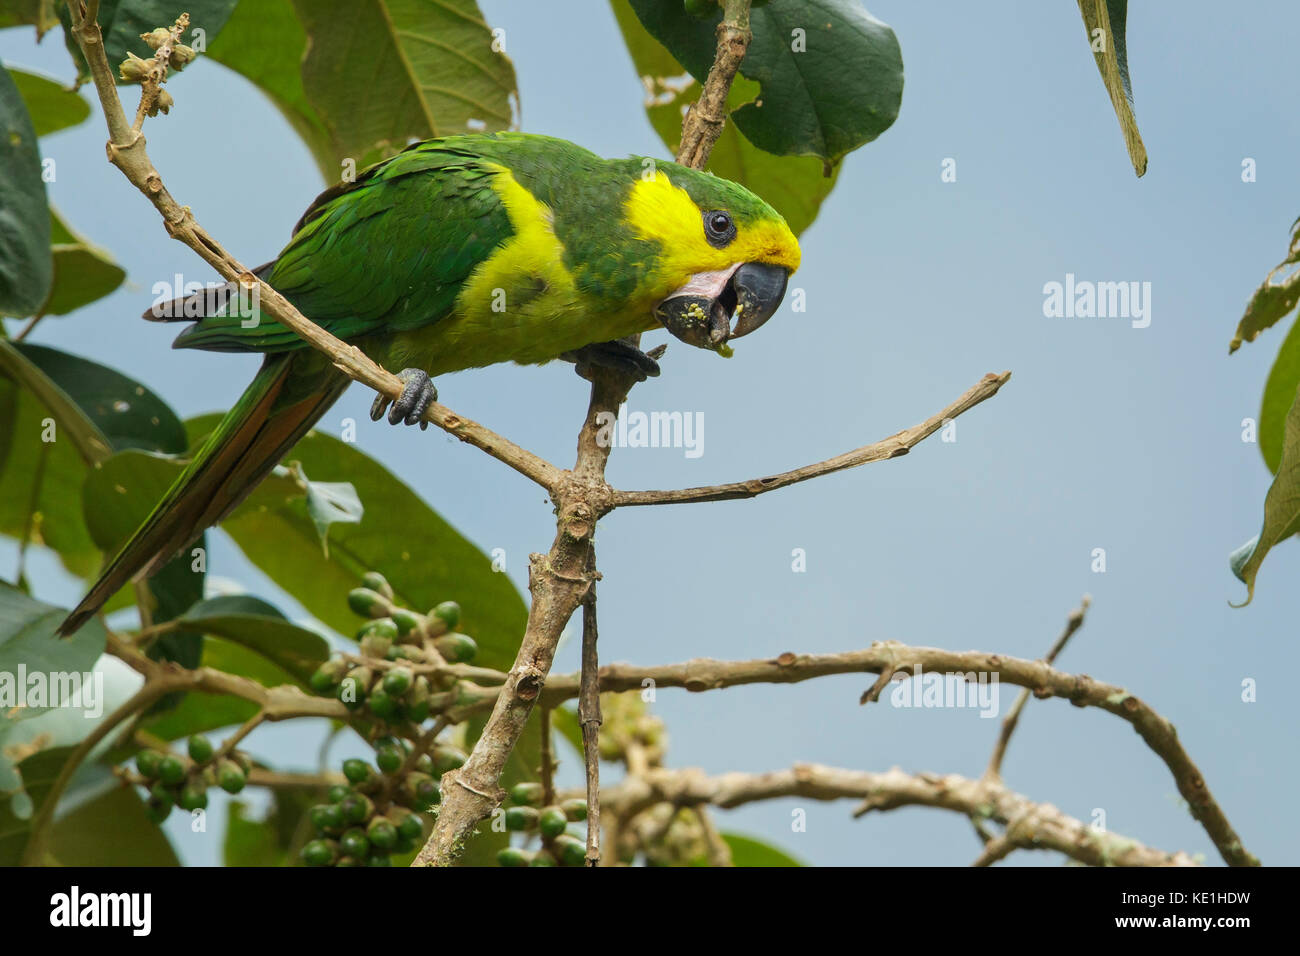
[613,372,1011,507]
[676,0,753,168]
[602,763,1197,867]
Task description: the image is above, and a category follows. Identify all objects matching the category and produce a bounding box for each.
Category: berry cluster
[496,782,589,867]
[134,734,248,823]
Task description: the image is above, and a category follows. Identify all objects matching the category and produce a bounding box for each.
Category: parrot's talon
[562,338,663,383]
[385,368,437,427]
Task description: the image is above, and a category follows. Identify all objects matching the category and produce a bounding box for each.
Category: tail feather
[58,356,343,636]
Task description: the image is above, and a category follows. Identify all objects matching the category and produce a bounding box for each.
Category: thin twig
[676,0,753,168]
[986,595,1091,780]
[579,548,603,866]
[614,372,1011,507]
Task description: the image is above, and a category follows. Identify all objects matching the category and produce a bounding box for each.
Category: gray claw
[383,368,437,429]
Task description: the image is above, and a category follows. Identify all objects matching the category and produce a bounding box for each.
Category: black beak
[655,262,790,351]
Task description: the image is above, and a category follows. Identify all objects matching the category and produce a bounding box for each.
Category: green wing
[173,140,513,353]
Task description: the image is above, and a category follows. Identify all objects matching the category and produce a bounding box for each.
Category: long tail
[59,355,344,636]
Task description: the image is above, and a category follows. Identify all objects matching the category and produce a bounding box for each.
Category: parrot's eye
[702,210,736,248]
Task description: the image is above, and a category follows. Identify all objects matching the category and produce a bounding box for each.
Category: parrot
[58,132,800,636]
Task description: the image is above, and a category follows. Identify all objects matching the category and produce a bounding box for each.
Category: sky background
[3,0,1298,866]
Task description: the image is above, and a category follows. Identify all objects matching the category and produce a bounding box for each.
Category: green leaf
[0,582,106,720]
[290,0,518,169]
[43,207,127,316]
[612,3,836,235]
[1231,382,1300,605]
[49,783,179,865]
[140,686,257,741]
[1230,216,1300,354]
[626,0,902,164]
[205,0,336,180]
[177,594,329,685]
[0,63,52,316]
[0,0,61,37]
[1258,317,1300,473]
[10,67,89,137]
[721,831,804,866]
[285,461,363,556]
[186,413,528,672]
[1077,0,1147,177]
[0,343,186,578]
[56,0,239,86]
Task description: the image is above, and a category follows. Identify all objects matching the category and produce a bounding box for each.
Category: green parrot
[59,132,800,636]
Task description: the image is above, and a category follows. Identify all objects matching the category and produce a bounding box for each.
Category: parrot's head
[621,161,801,351]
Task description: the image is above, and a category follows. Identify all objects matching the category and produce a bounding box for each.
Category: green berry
[145,798,172,824]
[347,587,388,618]
[433,632,478,664]
[309,658,346,692]
[366,853,392,867]
[539,806,568,839]
[358,617,399,643]
[504,806,539,832]
[367,817,398,850]
[217,760,246,794]
[562,798,588,821]
[342,758,375,785]
[366,688,400,720]
[310,803,344,832]
[554,834,586,867]
[361,571,394,599]
[178,782,208,811]
[497,847,531,867]
[391,608,423,636]
[376,744,404,774]
[339,827,370,858]
[135,749,163,779]
[149,782,175,807]
[684,0,716,19]
[382,666,413,697]
[529,850,558,867]
[431,601,461,630]
[509,782,544,807]
[157,754,186,786]
[404,772,440,810]
[338,667,372,708]
[327,784,350,804]
[340,792,374,824]
[395,810,424,841]
[301,839,337,867]
[432,746,467,775]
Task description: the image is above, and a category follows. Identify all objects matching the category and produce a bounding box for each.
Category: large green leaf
[186,413,528,672]
[49,783,180,865]
[1230,216,1300,354]
[721,831,804,866]
[206,0,336,181]
[43,207,126,316]
[0,343,186,579]
[1077,0,1146,177]
[10,67,89,137]
[290,0,518,170]
[0,0,60,36]
[627,0,902,164]
[1258,317,1300,473]
[56,0,239,86]
[0,583,106,719]
[612,2,835,235]
[0,63,52,316]
[1232,382,1300,605]
[0,745,71,865]
[177,594,329,685]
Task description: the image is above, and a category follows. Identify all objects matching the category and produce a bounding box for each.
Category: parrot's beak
[655,262,789,351]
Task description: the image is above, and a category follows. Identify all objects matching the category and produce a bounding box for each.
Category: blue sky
[3,0,1298,866]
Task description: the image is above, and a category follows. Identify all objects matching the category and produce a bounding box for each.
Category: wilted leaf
[1229,216,1300,354]
[1077,0,1147,176]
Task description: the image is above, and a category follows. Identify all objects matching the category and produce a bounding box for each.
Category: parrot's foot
[370,368,437,430]
[562,338,666,383]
